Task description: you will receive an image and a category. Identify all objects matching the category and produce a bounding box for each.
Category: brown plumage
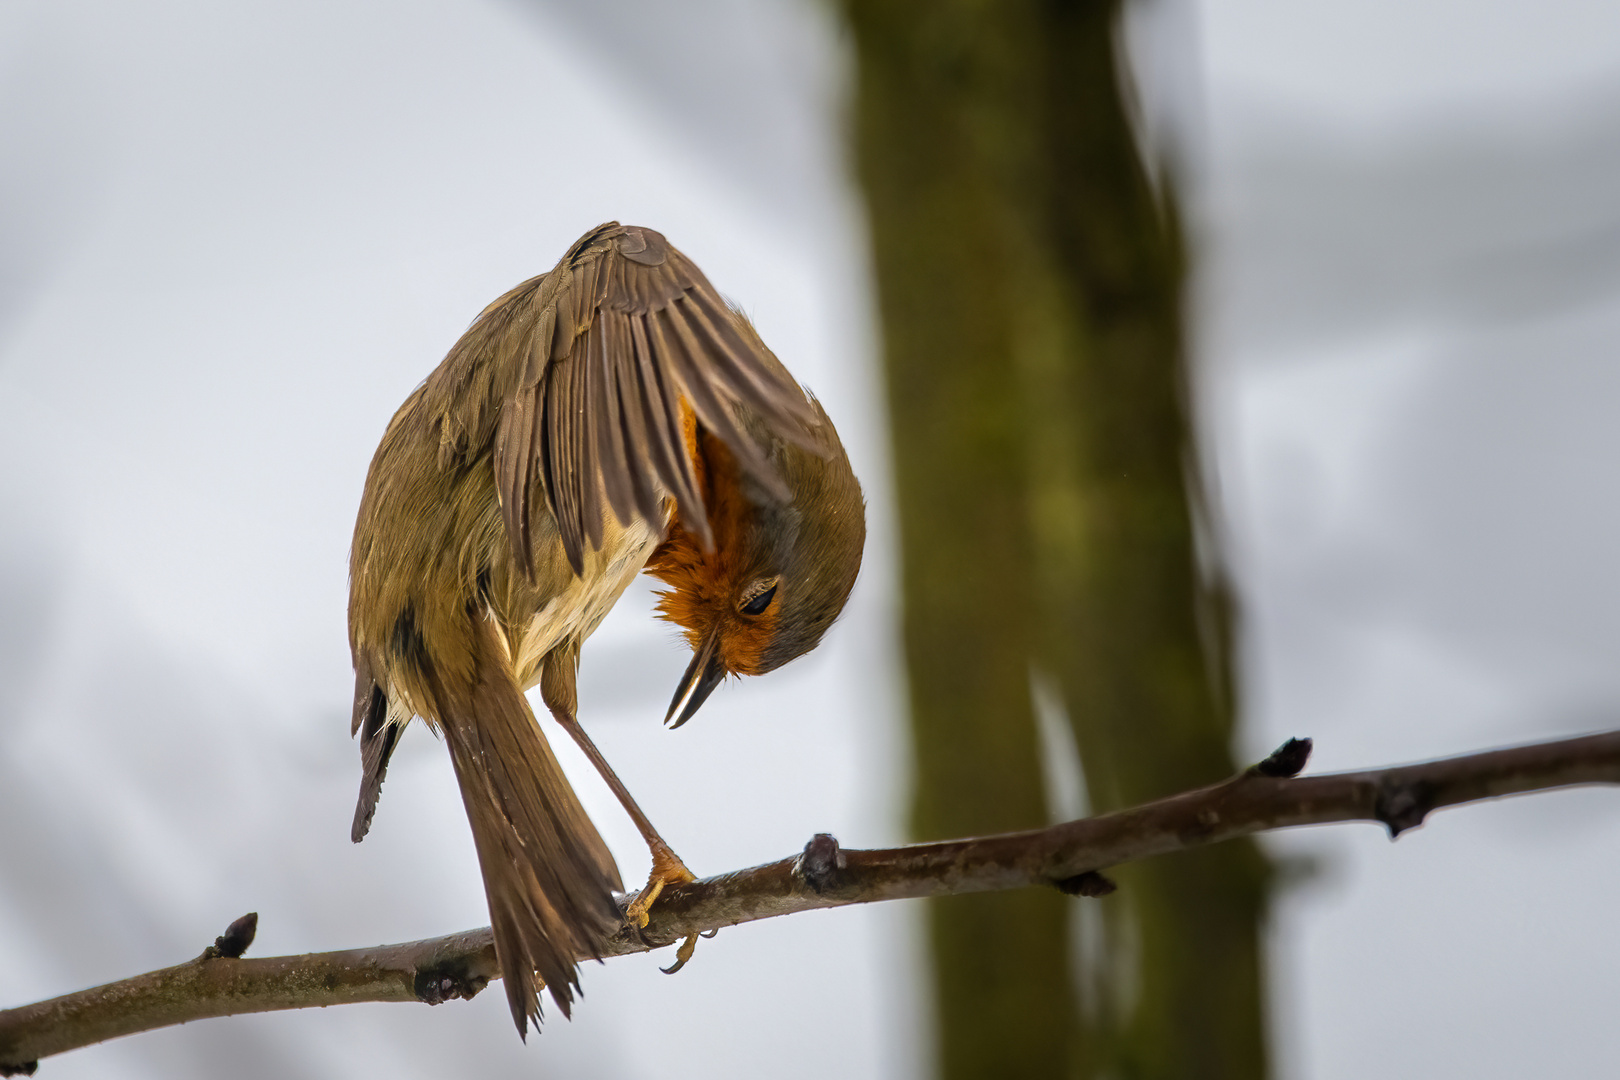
[347,223,865,1036]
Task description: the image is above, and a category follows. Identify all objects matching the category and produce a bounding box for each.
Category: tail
[350,668,398,843]
[435,619,624,1035]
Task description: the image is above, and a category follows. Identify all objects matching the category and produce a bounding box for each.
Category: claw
[661,933,701,974]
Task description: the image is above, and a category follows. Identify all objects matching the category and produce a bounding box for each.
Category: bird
[346,222,866,1037]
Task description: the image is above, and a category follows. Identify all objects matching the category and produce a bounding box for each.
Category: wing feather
[544,328,590,571]
[683,292,823,448]
[471,222,819,576]
[629,310,709,548]
[590,313,639,530]
[578,317,608,552]
[654,305,789,502]
[492,386,539,578]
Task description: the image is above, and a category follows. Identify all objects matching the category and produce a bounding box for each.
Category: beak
[665,629,728,729]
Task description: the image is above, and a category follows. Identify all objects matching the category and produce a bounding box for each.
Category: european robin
[346,222,866,1035]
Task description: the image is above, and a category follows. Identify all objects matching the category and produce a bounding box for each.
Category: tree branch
[5,730,1619,1074]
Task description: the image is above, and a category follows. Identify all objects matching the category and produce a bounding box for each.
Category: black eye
[739,582,778,616]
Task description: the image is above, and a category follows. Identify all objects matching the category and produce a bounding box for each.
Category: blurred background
[2,1,1619,1078]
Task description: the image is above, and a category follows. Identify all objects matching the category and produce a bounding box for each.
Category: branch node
[1253,737,1313,778]
[1052,870,1117,898]
[1376,778,1435,838]
[201,912,258,960]
[414,964,489,1006]
[793,833,845,894]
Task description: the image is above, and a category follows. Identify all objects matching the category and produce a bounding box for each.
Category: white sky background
[2,2,1619,1079]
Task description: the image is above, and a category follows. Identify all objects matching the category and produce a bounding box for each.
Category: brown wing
[486,223,824,576]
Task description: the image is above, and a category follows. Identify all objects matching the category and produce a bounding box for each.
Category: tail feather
[436,619,623,1034]
[351,681,397,843]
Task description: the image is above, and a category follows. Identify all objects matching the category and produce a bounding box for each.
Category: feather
[493,223,818,572]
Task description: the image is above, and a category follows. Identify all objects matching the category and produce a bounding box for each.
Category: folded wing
[430,222,824,576]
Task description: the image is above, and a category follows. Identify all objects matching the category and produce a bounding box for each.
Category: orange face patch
[644,418,779,677]
[718,599,779,677]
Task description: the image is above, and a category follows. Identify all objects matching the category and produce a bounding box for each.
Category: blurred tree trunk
[841,3,1271,1079]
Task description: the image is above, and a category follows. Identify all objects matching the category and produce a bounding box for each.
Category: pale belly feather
[508,515,665,691]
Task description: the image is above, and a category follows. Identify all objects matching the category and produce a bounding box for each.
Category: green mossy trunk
[841,3,1271,1078]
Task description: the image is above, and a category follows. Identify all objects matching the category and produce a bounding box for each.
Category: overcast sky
[2,2,1619,1078]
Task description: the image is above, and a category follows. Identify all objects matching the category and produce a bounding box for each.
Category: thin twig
[3,729,1618,1074]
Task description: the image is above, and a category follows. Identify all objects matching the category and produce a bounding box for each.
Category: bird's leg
[545,707,698,931]
[538,650,703,967]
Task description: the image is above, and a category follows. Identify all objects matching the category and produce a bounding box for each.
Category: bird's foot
[624,844,697,930]
[624,845,707,975]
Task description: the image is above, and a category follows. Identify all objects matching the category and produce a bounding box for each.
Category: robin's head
[646,396,865,727]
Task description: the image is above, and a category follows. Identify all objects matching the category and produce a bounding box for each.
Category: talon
[660,932,700,974]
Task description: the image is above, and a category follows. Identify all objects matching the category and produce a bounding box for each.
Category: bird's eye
[738,580,778,616]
